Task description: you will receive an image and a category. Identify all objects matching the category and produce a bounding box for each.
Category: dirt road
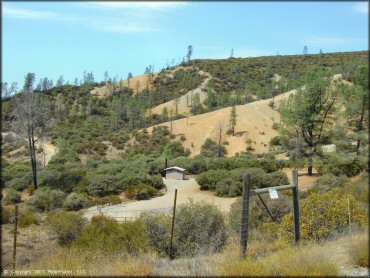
[84,178,238,221]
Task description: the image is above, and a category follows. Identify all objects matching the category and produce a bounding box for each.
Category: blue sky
[2,1,368,87]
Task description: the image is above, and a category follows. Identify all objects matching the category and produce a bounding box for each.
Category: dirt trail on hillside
[38,141,57,165]
[151,71,212,116]
[90,74,156,98]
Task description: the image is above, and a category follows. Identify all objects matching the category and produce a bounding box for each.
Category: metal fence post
[169,188,178,260]
[13,204,18,272]
[292,170,300,243]
[240,173,251,258]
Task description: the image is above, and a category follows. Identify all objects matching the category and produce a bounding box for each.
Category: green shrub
[197,167,288,193]
[139,212,172,256]
[280,188,368,241]
[2,162,31,182]
[196,169,230,190]
[73,215,149,254]
[344,172,368,206]
[38,165,86,193]
[118,173,164,191]
[269,136,282,147]
[272,123,279,130]
[1,206,14,224]
[316,154,367,177]
[86,174,119,196]
[47,211,86,246]
[126,184,158,200]
[162,141,190,159]
[7,173,32,191]
[215,178,242,197]
[141,201,228,258]
[241,168,288,189]
[86,195,122,207]
[3,189,22,205]
[27,187,66,212]
[229,193,292,235]
[19,209,39,228]
[175,201,228,257]
[63,193,87,211]
[200,138,227,157]
[187,156,208,174]
[311,174,349,194]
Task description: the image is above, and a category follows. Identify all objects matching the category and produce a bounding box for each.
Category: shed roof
[164,166,185,172]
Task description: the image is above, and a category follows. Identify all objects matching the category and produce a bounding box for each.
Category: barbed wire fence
[83,202,234,223]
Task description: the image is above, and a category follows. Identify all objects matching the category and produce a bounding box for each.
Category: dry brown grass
[24,248,157,276]
[8,228,368,276]
[216,239,339,276]
[347,231,369,267]
[147,89,295,157]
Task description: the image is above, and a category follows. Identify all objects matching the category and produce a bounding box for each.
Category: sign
[269,189,279,199]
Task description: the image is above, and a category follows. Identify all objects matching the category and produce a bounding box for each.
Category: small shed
[164,166,186,180]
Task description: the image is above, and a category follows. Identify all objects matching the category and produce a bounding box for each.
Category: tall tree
[229,105,237,136]
[56,75,64,87]
[218,121,224,158]
[230,49,234,58]
[11,73,50,190]
[127,72,133,88]
[186,45,193,62]
[2,82,9,99]
[280,67,339,175]
[342,65,369,155]
[104,71,110,84]
[303,46,308,59]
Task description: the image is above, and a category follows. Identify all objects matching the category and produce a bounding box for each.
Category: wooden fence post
[292,170,300,243]
[13,204,18,272]
[169,188,178,260]
[240,173,251,258]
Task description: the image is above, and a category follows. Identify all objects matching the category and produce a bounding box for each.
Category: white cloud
[83,1,187,11]
[354,2,368,14]
[2,2,178,33]
[89,19,159,33]
[3,5,59,20]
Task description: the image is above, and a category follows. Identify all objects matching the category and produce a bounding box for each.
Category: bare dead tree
[11,73,50,190]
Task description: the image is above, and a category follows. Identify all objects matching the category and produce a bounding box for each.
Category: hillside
[1,51,368,277]
[148,88,291,156]
[90,74,156,98]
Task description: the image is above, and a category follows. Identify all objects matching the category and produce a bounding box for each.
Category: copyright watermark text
[3,269,86,276]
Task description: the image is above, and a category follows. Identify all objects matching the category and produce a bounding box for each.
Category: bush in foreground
[280,188,368,241]
[27,187,66,212]
[125,184,158,200]
[73,215,149,254]
[63,193,88,211]
[19,209,39,227]
[311,174,349,194]
[3,188,22,205]
[47,211,86,246]
[141,201,228,258]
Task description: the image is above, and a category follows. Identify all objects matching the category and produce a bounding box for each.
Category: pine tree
[280,67,339,175]
[229,105,237,136]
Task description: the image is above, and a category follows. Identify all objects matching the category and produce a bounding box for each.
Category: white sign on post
[269,189,279,199]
